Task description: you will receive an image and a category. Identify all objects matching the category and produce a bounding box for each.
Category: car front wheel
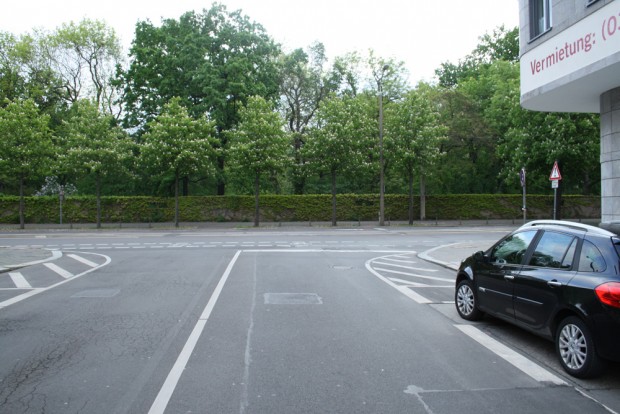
[556,316,604,378]
[455,279,483,321]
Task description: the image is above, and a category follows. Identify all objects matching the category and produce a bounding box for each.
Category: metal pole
[553,187,557,220]
[59,186,64,225]
[379,80,385,226]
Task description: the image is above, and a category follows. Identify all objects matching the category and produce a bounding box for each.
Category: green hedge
[0,194,600,224]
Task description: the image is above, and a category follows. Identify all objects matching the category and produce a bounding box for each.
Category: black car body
[455,220,620,378]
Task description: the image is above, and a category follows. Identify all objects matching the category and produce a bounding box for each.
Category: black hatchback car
[455,220,620,378]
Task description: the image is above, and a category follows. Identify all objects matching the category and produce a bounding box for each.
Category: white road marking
[148,250,242,414]
[67,254,98,268]
[372,267,453,282]
[455,324,566,385]
[43,263,73,279]
[0,253,111,310]
[372,260,438,272]
[9,272,31,289]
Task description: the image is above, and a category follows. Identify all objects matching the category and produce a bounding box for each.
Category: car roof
[519,220,616,237]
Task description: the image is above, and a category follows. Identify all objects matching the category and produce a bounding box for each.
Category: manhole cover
[71,289,120,298]
[264,293,322,305]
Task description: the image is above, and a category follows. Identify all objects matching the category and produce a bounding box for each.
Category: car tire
[556,316,605,378]
[455,279,483,321]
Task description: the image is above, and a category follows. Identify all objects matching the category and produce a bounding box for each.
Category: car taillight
[595,282,620,309]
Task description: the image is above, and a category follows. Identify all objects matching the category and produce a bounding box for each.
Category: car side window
[578,240,607,273]
[528,231,576,269]
[490,230,537,265]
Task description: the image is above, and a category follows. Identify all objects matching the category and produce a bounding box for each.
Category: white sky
[1,0,519,83]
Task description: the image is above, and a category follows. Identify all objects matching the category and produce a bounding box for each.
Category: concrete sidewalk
[0,248,60,273]
[418,241,493,271]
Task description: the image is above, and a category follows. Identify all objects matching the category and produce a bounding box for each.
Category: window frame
[529,0,552,41]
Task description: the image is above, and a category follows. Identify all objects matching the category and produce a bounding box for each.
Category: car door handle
[547,280,562,288]
[504,274,515,281]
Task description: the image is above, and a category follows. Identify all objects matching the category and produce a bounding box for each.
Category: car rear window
[579,240,606,273]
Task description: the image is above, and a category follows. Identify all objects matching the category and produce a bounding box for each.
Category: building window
[530,0,552,40]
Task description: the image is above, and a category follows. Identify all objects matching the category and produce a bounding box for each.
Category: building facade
[519,0,620,230]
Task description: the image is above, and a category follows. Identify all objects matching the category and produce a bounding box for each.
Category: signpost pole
[549,160,562,220]
[520,168,527,223]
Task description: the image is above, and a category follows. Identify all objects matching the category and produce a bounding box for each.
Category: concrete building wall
[519,0,620,228]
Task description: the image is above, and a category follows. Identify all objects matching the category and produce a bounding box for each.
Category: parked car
[455,220,620,378]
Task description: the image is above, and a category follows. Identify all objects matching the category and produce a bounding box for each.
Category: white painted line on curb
[455,324,566,385]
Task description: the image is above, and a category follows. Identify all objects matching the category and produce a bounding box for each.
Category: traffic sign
[549,161,562,181]
[520,168,526,187]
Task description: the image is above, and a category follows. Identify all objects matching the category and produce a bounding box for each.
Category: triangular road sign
[549,161,562,180]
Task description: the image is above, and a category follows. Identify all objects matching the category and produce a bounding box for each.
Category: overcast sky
[1,0,519,83]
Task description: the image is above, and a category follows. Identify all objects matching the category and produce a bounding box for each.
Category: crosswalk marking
[43,263,74,279]
[9,272,32,289]
[67,254,98,268]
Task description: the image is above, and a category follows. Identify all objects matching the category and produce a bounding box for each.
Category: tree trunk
[331,169,337,227]
[174,173,180,228]
[408,171,414,225]
[420,175,426,221]
[96,174,102,229]
[254,172,260,227]
[19,174,25,230]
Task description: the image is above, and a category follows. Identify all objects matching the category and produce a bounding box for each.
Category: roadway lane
[0,227,618,413]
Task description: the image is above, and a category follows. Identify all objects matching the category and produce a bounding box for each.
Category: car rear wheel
[556,316,604,378]
[455,279,483,321]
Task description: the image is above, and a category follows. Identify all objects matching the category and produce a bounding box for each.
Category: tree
[304,95,376,225]
[385,84,446,223]
[0,99,53,228]
[140,98,218,227]
[119,4,281,195]
[280,42,335,194]
[42,19,123,115]
[436,25,518,88]
[226,96,289,227]
[0,31,64,114]
[58,100,134,227]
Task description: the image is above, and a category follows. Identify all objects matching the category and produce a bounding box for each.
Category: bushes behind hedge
[0,194,600,224]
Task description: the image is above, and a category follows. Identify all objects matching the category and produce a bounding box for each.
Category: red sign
[549,161,562,181]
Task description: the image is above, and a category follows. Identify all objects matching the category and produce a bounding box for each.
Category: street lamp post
[378,65,388,226]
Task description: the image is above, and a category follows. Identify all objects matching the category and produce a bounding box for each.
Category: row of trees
[0,3,602,228]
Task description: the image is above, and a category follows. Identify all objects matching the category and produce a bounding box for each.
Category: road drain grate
[71,289,120,298]
[264,293,322,305]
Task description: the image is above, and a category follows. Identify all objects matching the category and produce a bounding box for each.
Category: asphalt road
[0,226,619,414]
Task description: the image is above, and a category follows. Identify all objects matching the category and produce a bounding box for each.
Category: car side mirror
[473,251,487,262]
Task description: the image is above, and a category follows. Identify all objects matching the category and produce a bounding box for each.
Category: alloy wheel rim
[457,285,475,316]
[559,323,587,370]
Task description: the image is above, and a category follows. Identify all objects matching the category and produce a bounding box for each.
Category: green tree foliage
[140,98,218,226]
[304,94,376,225]
[226,96,289,227]
[42,19,123,115]
[385,83,446,223]
[119,3,281,133]
[58,100,135,227]
[436,25,518,88]
[0,32,64,114]
[279,42,337,194]
[0,99,53,228]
